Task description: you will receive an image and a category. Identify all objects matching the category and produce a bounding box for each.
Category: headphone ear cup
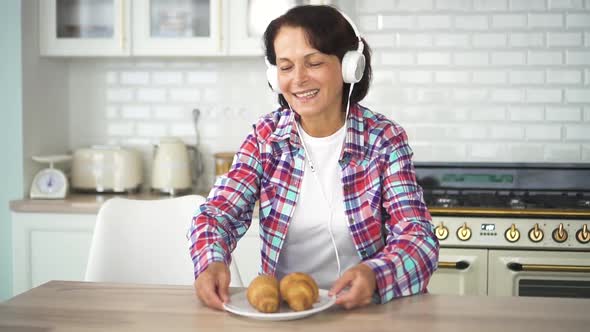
[266,64,281,93]
[341,50,366,84]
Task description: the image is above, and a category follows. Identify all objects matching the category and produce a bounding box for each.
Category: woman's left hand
[329,263,377,309]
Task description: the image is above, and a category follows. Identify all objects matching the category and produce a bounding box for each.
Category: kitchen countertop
[1,280,588,332]
[9,192,261,218]
[11,194,589,218]
[9,192,208,214]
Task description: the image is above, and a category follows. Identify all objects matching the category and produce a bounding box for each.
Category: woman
[188,5,439,311]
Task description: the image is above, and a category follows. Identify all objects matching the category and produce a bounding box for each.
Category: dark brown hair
[263,5,372,110]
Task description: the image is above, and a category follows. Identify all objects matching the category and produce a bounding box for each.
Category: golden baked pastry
[246,275,280,313]
[279,272,319,312]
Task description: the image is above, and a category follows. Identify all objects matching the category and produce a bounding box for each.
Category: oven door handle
[507,262,590,273]
[438,261,470,270]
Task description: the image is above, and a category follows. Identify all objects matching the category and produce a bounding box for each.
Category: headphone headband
[338,10,364,54]
[265,7,366,93]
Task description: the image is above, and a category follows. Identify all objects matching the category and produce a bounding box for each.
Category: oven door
[489,249,590,298]
[427,248,488,296]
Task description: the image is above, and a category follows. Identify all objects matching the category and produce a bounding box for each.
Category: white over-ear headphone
[265,8,365,94]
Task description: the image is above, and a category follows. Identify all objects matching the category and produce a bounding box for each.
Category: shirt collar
[268,108,300,145]
[342,104,366,161]
[267,104,366,160]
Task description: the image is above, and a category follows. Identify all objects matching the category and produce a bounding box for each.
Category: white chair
[85,194,243,287]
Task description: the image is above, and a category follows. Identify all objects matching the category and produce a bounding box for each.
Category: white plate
[223,289,336,321]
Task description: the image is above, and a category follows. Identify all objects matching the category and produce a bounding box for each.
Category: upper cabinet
[226,0,325,56]
[40,0,131,56]
[132,0,221,56]
[39,0,329,57]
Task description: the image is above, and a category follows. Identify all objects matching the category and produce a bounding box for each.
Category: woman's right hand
[194,261,231,310]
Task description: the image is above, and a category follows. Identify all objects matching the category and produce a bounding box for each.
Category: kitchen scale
[30,155,72,199]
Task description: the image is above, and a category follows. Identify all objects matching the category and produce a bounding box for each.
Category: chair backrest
[85,194,243,287]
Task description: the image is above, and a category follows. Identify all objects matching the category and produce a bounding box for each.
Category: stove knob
[456,223,472,241]
[528,223,544,243]
[434,222,449,241]
[552,223,568,243]
[505,224,520,243]
[576,224,590,244]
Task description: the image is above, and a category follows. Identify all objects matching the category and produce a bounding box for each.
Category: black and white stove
[414,162,590,250]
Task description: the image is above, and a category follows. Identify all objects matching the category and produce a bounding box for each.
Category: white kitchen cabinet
[11,212,96,296]
[40,0,131,56]
[132,0,222,56]
[226,0,328,56]
[40,0,329,57]
[11,210,262,295]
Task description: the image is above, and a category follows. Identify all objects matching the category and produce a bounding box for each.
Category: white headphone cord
[295,121,342,279]
[292,83,353,279]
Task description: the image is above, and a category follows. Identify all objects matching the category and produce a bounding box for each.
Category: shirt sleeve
[362,126,439,304]
[187,128,263,279]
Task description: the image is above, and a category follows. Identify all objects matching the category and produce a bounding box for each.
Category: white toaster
[71,145,143,192]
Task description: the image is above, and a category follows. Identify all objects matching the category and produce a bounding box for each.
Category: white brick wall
[546,107,582,121]
[508,106,544,121]
[546,69,582,84]
[457,15,489,29]
[136,88,166,102]
[69,58,276,190]
[510,33,544,47]
[106,88,133,102]
[510,70,544,84]
[358,0,590,162]
[120,71,149,85]
[68,2,590,191]
[549,0,584,10]
[152,71,183,85]
[121,105,150,119]
[547,32,583,47]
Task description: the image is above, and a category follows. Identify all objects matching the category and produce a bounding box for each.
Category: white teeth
[295,89,319,98]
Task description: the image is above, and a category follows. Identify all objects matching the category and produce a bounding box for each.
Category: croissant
[279,272,319,312]
[246,275,280,313]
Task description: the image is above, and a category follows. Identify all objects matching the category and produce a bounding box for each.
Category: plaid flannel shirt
[188,104,439,304]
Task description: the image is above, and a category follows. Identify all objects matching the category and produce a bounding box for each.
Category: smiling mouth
[293,89,319,99]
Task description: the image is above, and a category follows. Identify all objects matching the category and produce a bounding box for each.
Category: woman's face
[274,26,343,120]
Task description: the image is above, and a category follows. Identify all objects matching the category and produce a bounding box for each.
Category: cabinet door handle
[438,261,470,270]
[507,262,590,273]
[218,0,222,52]
[120,0,126,49]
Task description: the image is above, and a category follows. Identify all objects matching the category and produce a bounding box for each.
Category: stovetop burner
[423,190,590,210]
[434,197,459,208]
[508,197,526,209]
[416,162,590,212]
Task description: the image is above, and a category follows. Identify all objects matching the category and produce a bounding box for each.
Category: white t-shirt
[275,123,361,289]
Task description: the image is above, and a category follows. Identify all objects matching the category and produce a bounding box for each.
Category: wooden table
[1,281,588,332]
